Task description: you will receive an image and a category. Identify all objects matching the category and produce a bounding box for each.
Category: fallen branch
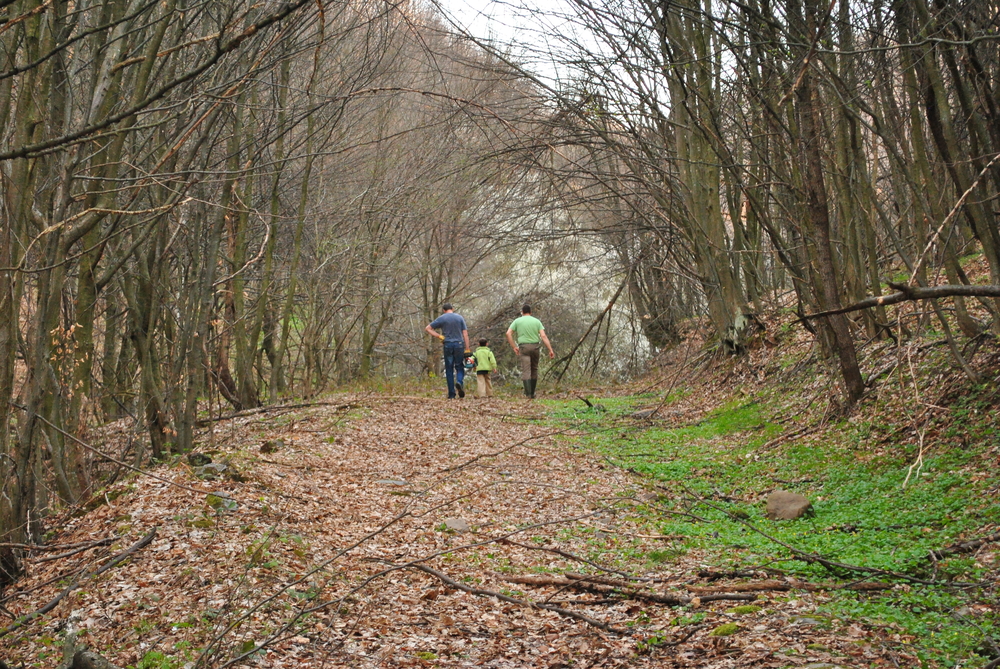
[929,531,1000,562]
[0,564,90,608]
[802,284,1000,320]
[686,580,790,594]
[0,528,157,638]
[841,581,894,591]
[0,538,113,553]
[621,532,683,541]
[194,400,356,426]
[437,430,566,474]
[698,569,760,581]
[71,649,123,669]
[35,538,116,563]
[756,426,819,452]
[685,579,891,594]
[502,573,757,606]
[502,539,669,582]
[564,571,656,589]
[410,563,629,634]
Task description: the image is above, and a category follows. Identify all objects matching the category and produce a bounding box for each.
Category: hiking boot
[457,384,465,398]
[528,379,537,399]
[523,380,532,398]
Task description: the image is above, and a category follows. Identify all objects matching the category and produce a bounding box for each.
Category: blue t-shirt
[429,312,467,345]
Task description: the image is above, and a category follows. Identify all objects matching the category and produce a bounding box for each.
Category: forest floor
[2,326,999,668]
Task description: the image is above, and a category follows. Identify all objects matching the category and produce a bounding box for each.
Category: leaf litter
[1,394,913,667]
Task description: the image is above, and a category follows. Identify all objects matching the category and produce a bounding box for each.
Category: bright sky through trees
[431,0,586,83]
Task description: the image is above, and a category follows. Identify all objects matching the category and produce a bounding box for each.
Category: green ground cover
[536,389,1000,668]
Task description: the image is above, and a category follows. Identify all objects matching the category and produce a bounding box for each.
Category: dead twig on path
[0,537,113,553]
[436,430,566,474]
[929,531,1000,562]
[502,539,671,582]
[0,528,157,638]
[686,580,791,594]
[35,537,116,563]
[207,512,606,668]
[504,573,757,606]
[0,564,90,609]
[698,569,761,581]
[685,579,890,594]
[648,623,711,648]
[194,400,357,426]
[756,426,820,452]
[410,563,629,635]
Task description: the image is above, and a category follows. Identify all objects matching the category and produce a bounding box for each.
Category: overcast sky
[430,0,587,83]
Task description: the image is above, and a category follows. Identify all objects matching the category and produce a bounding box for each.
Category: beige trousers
[476,371,493,398]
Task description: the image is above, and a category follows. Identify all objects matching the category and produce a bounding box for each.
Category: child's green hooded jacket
[473,346,497,372]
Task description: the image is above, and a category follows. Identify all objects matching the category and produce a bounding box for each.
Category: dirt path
[1,395,894,667]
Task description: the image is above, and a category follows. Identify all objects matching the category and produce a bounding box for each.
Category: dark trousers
[518,343,540,380]
[443,344,465,398]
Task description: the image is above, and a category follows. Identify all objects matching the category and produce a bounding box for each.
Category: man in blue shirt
[425,303,471,399]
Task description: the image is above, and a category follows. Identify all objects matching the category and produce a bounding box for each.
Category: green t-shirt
[473,346,496,372]
[509,315,544,344]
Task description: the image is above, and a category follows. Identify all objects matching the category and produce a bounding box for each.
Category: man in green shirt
[505,304,554,399]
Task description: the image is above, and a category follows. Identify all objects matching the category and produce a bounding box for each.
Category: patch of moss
[709,623,740,637]
[186,518,215,529]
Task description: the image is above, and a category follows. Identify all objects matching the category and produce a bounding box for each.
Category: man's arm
[506,328,518,354]
[425,324,444,341]
[463,329,470,351]
[540,330,555,358]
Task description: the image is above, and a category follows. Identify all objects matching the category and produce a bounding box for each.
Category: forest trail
[3,394,900,668]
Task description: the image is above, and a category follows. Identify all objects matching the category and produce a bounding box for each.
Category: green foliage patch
[538,390,999,667]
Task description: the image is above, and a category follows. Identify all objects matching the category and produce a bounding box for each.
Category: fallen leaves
[0,394,917,667]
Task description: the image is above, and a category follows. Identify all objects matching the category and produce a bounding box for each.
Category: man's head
[442,303,453,312]
[521,304,532,315]
[479,338,488,347]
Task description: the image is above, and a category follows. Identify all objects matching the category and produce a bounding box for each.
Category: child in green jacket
[473,338,497,398]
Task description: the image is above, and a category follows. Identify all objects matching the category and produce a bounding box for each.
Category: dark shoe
[523,380,532,397]
[529,379,537,399]
[457,384,465,398]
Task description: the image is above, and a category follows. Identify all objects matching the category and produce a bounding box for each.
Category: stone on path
[193,462,227,480]
[444,518,470,533]
[766,490,812,520]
